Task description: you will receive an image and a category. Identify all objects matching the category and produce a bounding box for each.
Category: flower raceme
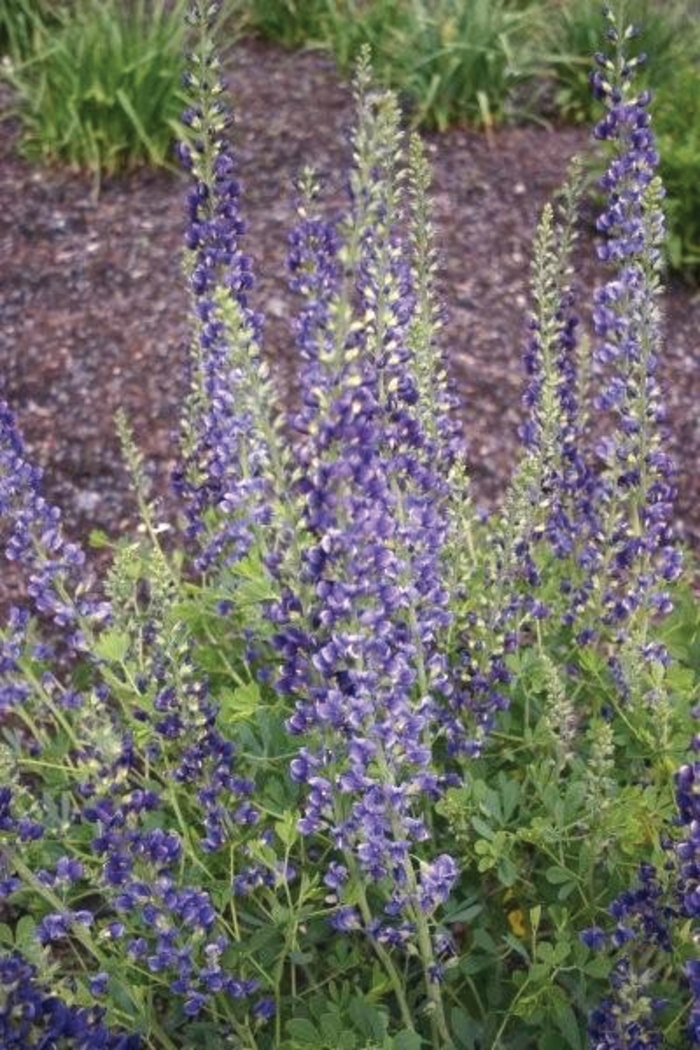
[0,401,110,640]
[589,11,682,630]
[174,1,289,575]
[267,70,461,1040]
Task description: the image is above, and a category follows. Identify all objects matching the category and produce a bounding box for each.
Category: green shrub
[239,0,541,131]
[328,0,541,130]
[656,64,700,275]
[241,0,330,47]
[4,0,186,188]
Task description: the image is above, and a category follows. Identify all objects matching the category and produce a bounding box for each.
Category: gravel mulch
[1,37,699,609]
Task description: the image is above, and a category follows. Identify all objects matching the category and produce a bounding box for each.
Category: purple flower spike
[586,865,671,1048]
[269,79,460,981]
[589,9,681,634]
[0,401,110,636]
[174,1,285,574]
[674,758,700,1044]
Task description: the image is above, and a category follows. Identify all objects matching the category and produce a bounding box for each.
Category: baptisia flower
[589,8,681,638]
[174,0,287,574]
[0,401,110,640]
[0,950,140,1048]
[584,863,673,1049]
[674,755,700,1045]
[270,72,460,999]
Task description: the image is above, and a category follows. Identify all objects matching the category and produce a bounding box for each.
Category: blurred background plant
[536,0,700,276]
[655,63,700,273]
[537,0,682,124]
[1,0,187,191]
[1,0,698,269]
[0,0,70,62]
[234,0,700,274]
[236,0,331,47]
[240,0,542,131]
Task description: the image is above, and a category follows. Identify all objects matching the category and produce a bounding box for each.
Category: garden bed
[1,9,699,1045]
[1,35,699,610]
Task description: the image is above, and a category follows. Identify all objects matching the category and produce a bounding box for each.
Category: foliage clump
[2,0,187,190]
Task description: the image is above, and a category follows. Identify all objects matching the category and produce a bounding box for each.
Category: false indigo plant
[0,1,698,1047]
[577,10,699,1048]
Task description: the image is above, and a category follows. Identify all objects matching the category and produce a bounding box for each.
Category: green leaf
[286,1018,321,1045]
[348,997,387,1040]
[459,951,495,976]
[585,955,612,979]
[225,552,279,604]
[450,1006,481,1049]
[109,978,140,1017]
[392,1031,423,1050]
[319,1012,343,1043]
[535,940,555,963]
[15,915,36,948]
[478,787,502,822]
[219,681,261,723]
[552,999,583,1050]
[545,865,574,885]
[88,528,112,549]
[443,901,483,924]
[499,775,520,821]
[275,811,299,848]
[93,630,130,664]
[503,932,530,962]
[497,855,518,887]
[471,816,495,840]
[557,881,577,901]
[471,928,497,954]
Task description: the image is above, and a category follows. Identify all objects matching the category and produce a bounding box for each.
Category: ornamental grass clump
[0,1,698,1047]
[4,0,187,191]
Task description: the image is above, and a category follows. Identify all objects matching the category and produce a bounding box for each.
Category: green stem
[371,750,453,1049]
[344,852,416,1034]
[490,971,536,1049]
[18,661,81,750]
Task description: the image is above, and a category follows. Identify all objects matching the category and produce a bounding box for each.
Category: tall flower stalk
[579,7,697,1045]
[588,4,681,642]
[271,63,458,1046]
[445,163,589,759]
[174,0,291,575]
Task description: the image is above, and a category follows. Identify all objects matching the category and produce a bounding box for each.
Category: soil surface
[1,37,699,608]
